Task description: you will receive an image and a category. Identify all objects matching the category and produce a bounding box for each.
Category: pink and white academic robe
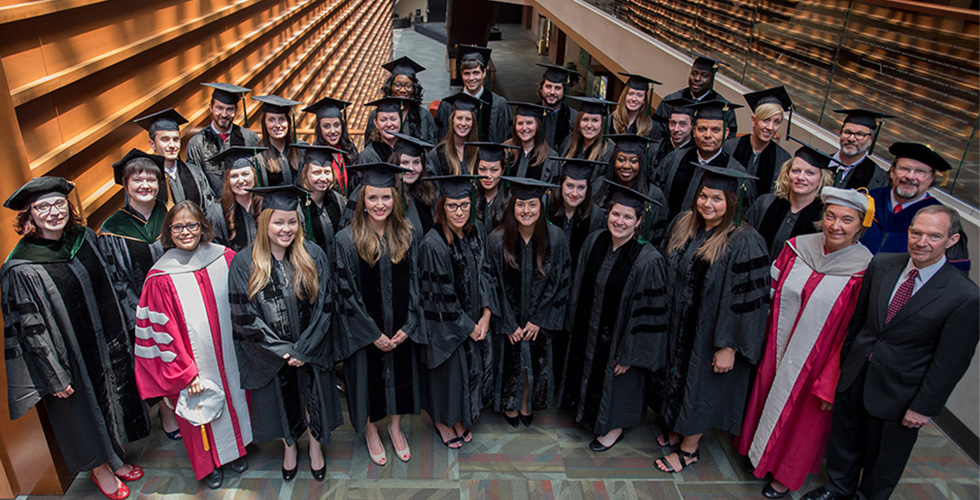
[133,243,252,479]
[735,234,871,491]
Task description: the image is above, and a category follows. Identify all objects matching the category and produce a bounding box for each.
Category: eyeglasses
[445,202,472,212]
[894,165,933,178]
[841,129,871,140]
[170,222,202,234]
[392,82,414,91]
[31,198,68,214]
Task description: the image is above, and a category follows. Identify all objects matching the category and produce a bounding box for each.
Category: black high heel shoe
[311,464,326,482]
[282,465,297,481]
[519,413,534,427]
[504,414,520,429]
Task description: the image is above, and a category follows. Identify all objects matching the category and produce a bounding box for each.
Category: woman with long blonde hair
[333,163,424,467]
[429,93,481,176]
[609,73,659,138]
[656,165,770,474]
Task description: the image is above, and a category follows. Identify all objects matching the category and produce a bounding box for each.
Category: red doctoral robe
[133,243,252,479]
[735,234,871,490]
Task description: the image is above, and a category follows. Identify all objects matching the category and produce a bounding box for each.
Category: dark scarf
[732,135,778,193]
[757,197,823,250]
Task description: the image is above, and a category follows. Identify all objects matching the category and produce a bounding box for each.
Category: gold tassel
[201,425,209,451]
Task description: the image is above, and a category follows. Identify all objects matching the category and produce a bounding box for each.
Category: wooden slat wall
[0,1,392,495]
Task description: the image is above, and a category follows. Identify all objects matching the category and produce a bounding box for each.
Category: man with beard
[185,82,261,193]
[653,55,737,140]
[860,142,970,271]
[134,108,218,211]
[536,63,579,150]
[830,108,893,190]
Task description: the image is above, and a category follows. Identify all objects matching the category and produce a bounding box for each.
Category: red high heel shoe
[114,465,143,482]
[91,473,130,500]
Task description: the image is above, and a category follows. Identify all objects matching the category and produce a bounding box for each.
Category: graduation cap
[537,63,579,84]
[345,162,410,188]
[697,163,758,192]
[111,149,165,185]
[690,99,742,137]
[382,56,426,79]
[465,142,518,163]
[456,44,492,67]
[247,185,309,212]
[607,134,654,156]
[209,146,267,172]
[821,186,876,227]
[134,108,188,137]
[744,86,794,137]
[618,72,662,91]
[834,108,895,156]
[661,97,695,120]
[552,156,605,181]
[788,137,835,171]
[302,96,352,120]
[507,101,550,118]
[569,96,617,116]
[691,54,723,73]
[888,142,951,172]
[428,174,485,199]
[202,82,250,125]
[499,176,556,200]
[443,92,484,114]
[252,95,302,115]
[390,131,435,157]
[292,143,343,166]
[602,178,660,210]
[4,177,74,211]
[365,96,413,113]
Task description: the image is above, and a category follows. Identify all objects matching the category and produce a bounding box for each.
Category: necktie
[885,269,918,324]
[893,203,902,214]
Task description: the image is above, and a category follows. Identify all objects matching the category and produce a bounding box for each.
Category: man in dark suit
[803,204,979,500]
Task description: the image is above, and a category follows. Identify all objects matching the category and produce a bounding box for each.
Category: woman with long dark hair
[364,56,438,143]
[304,96,358,196]
[420,175,495,448]
[504,101,561,182]
[487,177,570,428]
[389,131,438,240]
[3,178,150,500]
[252,95,305,186]
[333,163,424,466]
[656,165,770,474]
[559,97,616,166]
[429,93,481,176]
[472,142,517,233]
[593,134,670,245]
[230,186,342,482]
[358,97,412,166]
[207,146,266,252]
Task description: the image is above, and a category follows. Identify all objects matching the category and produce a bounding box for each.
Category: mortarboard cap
[661,97,695,119]
[390,131,435,157]
[607,133,654,155]
[743,86,793,112]
[603,178,660,210]
[618,72,662,91]
[456,44,492,67]
[428,174,484,199]
[365,96,412,113]
[537,63,580,84]
[381,56,426,79]
[443,92,484,114]
[690,99,742,122]
[292,143,343,166]
[111,149,165,185]
[553,156,605,181]
[691,54,723,73]
[834,108,894,131]
[569,96,617,116]
[251,95,302,115]
[696,164,758,192]
[133,108,188,136]
[209,146,267,172]
[302,96,351,120]
[821,186,875,227]
[888,142,951,172]
[788,137,835,171]
[345,162,410,189]
[466,141,518,163]
[499,176,556,200]
[4,177,74,211]
[247,185,309,212]
[174,379,225,427]
[508,101,549,118]
[201,82,250,106]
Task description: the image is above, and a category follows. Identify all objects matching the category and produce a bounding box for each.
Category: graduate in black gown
[428,93,481,177]
[745,139,836,260]
[559,96,617,167]
[207,146,265,252]
[97,149,181,441]
[134,108,217,211]
[230,186,342,483]
[389,131,438,241]
[419,175,496,449]
[722,86,793,199]
[252,95,305,187]
[333,163,425,466]
[504,101,562,183]
[653,55,738,139]
[294,144,346,256]
[558,180,669,451]
[2,178,149,499]
[608,73,661,139]
[471,142,518,234]
[356,97,413,167]
[434,45,513,143]
[593,134,670,246]
[656,166,770,474]
[304,96,358,197]
[487,177,571,427]
[364,56,439,144]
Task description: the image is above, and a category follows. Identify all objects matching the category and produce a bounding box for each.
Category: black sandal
[655,448,700,473]
[433,424,462,449]
[656,430,680,449]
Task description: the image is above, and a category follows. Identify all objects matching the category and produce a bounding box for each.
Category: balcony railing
[585,0,979,206]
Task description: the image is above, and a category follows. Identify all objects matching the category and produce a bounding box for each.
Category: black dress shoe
[282,465,297,481]
[311,464,326,482]
[589,431,625,452]
[229,456,248,473]
[519,413,534,427]
[204,468,223,489]
[504,414,520,429]
[762,482,790,499]
[801,486,845,500]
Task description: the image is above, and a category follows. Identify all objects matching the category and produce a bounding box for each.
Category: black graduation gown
[744,193,823,260]
[558,231,669,434]
[836,155,889,191]
[486,225,571,412]
[512,147,561,183]
[722,135,791,200]
[558,137,616,179]
[255,143,304,187]
[157,160,218,210]
[229,242,343,445]
[186,124,261,193]
[426,145,470,177]
[209,201,258,253]
[549,203,606,271]
[542,104,577,150]
[436,90,513,143]
[333,227,425,432]
[1,227,150,472]
[365,105,440,144]
[653,88,739,138]
[419,223,497,426]
[659,148,754,221]
[405,195,435,243]
[660,222,770,436]
[307,190,345,258]
[593,179,671,246]
[476,189,507,237]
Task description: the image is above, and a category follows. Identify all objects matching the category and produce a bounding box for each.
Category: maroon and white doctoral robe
[735,234,871,490]
[133,243,252,479]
